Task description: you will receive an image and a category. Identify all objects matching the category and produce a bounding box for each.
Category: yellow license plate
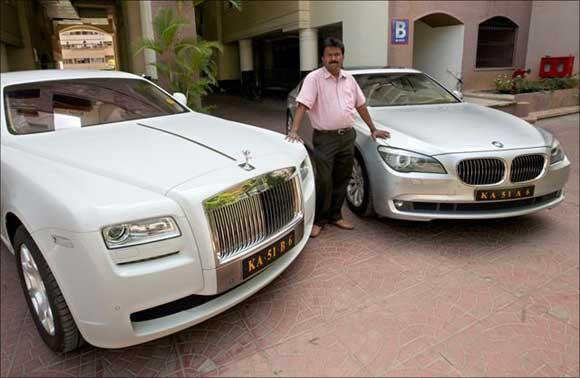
[242,229,297,279]
[475,186,535,201]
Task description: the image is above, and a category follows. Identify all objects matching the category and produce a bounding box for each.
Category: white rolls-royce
[0,70,315,352]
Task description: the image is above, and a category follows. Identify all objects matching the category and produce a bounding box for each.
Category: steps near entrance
[463,88,579,124]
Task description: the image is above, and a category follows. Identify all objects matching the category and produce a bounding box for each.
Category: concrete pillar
[239,38,255,98]
[109,15,120,70]
[1,43,9,72]
[139,0,157,79]
[239,39,253,71]
[299,28,318,77]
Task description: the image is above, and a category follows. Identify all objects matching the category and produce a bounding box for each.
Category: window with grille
[476,16,518,68]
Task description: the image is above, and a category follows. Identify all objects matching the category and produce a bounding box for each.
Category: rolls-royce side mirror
[173,92,187,106]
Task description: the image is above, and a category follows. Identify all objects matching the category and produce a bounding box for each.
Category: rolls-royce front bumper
[30,164,316,349]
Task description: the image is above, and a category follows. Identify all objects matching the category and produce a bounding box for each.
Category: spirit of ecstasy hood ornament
[238,150,255,171]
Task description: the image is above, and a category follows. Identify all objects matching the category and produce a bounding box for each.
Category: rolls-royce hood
[141,112,288,158]
[369,103,548,155]
[6,112,293,194]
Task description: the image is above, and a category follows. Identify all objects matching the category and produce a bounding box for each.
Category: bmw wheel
[346,152,374,216]
[14,226,83,352]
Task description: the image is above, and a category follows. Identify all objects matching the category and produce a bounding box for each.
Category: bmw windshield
[354,73,460,107]
[4,78,188,135]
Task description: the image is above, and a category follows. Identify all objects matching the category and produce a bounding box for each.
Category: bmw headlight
[300,157,311,182]
[550,139,565,165]
[102,216,180,249]
[378,146,446,173]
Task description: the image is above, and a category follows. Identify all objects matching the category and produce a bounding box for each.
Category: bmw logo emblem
[492,141,504,148]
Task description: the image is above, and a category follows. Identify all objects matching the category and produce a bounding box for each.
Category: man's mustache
[329,61,339,64]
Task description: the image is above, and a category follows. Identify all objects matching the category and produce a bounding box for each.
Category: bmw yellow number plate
[475,186,535,201]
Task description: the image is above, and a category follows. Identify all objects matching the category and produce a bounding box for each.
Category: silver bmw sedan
[287,68,570,221]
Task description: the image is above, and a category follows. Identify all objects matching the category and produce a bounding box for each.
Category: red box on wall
[539,56,575,78]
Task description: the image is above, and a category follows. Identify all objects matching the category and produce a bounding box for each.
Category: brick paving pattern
[1,96,578,377]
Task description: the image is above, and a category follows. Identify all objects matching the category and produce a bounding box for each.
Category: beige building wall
[219,43,241,81]
[120,0,146,76]
[310,1,389,68]
[205,1,305,81]
[201,1,240,81]
[214,0,390,79]
[389,1,533,90]
[60,28,115,70]
[525,1,580,79]
[61,49,116,70]
[221,1,303,43]
[62,47,114,59]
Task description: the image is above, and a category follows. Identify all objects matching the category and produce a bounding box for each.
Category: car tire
[14,226,83,353]
[346,152,374,217]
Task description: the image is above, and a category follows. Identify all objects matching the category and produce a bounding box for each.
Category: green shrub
[516,77,545,93]
[493,74,513,94]
[542,75,579,91]
[493,74,579,94]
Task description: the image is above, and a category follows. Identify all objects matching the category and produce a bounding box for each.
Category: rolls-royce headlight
[550,139,565,165]
[300,157,310,182]
[102,216,180,249]
[378,146,446,174]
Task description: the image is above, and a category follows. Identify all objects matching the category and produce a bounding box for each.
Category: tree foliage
[136,7,222,111]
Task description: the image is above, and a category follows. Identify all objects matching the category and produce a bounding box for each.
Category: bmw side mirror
[453,90,463,101]
[173,92,188,106]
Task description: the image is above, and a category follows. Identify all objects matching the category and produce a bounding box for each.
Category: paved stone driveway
[1,96,578,377]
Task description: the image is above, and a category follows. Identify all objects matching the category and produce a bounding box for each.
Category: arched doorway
[412,13,464,91]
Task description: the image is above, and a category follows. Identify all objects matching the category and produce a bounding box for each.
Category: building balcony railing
[61,43,113,50]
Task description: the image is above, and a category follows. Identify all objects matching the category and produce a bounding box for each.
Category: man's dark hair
[321,37,345,55]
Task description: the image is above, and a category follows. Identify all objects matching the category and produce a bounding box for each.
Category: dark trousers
[312,128,356,226]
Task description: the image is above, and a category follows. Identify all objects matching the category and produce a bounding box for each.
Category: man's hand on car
[286,130,303,143]
[371,129,390,140]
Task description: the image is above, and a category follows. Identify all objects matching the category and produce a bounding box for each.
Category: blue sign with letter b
[391,19,409,44]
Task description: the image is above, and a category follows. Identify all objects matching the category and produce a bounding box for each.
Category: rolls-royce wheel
[346,152,374,216]
[14,226,83,352]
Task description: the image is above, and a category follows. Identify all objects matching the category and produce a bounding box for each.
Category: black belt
[314,128,353,135]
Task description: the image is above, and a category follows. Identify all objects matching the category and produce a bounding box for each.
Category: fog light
[107,226,128,242]
[394,200,404,208]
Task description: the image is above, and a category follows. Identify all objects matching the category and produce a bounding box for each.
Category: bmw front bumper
[369,147,571,221]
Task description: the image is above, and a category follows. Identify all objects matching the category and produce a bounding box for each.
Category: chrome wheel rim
[347,158,365,207]
[20,244,55,336]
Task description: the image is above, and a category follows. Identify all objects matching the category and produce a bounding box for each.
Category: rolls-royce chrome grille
[510,154,545,182]
[203,167,303,263]
[457,158,505,185]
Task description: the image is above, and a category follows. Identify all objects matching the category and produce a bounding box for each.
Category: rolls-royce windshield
[4,78,187,135]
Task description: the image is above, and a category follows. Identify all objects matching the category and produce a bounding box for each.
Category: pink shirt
[296,67,366,131]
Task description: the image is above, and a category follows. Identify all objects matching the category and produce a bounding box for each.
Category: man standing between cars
[287,37,390,238]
